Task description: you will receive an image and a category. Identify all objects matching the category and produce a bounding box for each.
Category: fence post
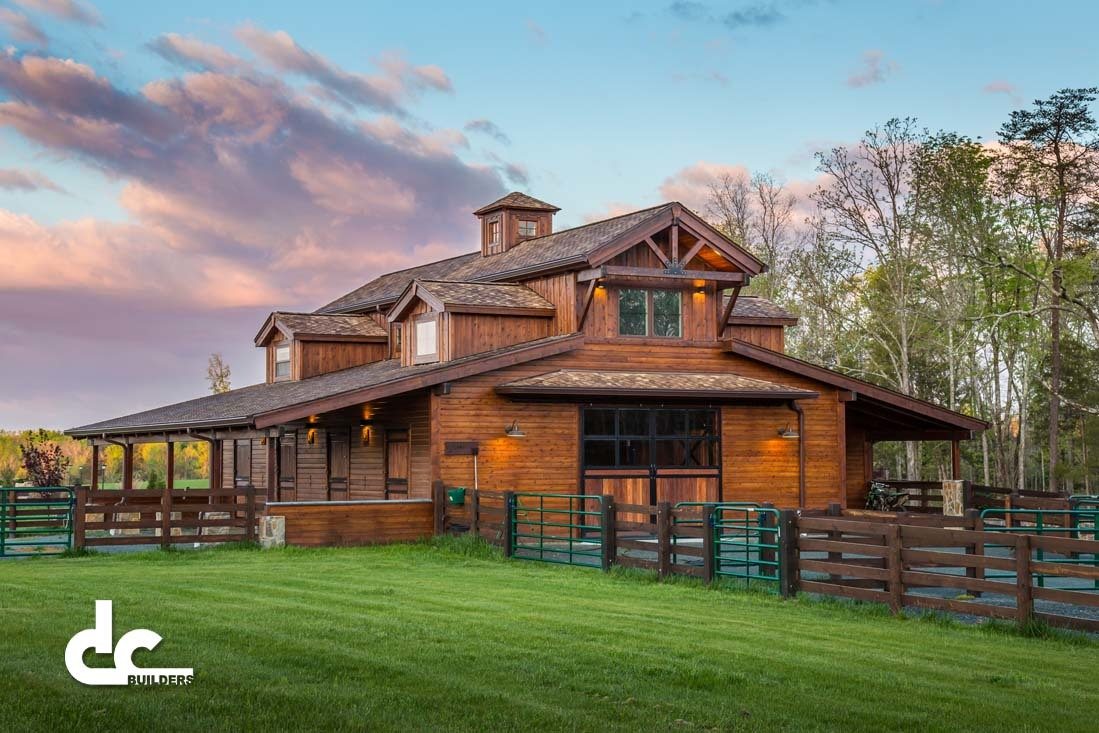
[778,509,798,598]
[886,524,903,614]
[503,491,515,558]
[702,504,716,584]
[600,495,616,571]
[471,486,481,538]
[1015,534,1033,627]
[73,486,86,550]
[245,484,256,542]
[962,480,973,511]
[431,480,445,535]
[160,480,171,549]
[657,501,672,579]
[1,490,7,557]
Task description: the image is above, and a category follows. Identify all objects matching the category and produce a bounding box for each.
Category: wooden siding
[845,423,870,508]
[434,342,844,508]
[447,313,552,360]
[522,272,576,333]
[298,340,387,379]
[725,324,785,352]
[273,500,433,546]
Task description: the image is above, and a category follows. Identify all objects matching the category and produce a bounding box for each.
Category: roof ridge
[510,202,672,247]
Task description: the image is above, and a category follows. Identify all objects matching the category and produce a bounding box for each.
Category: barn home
[67,193,986,542]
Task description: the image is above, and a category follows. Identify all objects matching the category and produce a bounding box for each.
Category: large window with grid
[581,407,718,469]
[618,288,681,338]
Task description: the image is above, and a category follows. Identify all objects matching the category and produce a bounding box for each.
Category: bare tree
[705,172,753,247]
[206,353,232,394]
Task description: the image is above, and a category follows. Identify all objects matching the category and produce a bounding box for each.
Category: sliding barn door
[384,429,410,499]
[327,430,350,501]
[278,434,297,501]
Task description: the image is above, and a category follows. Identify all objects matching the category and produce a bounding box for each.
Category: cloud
[671,70,730,87]
[235,24,451,116]
[846,50,898,88]
[659,160,822,221]
[464,118,510,145]
[668,1,710,21]
[0,8,47,46]
[0,40,508,427]
[667,2,789,30]
[983,80,1022,104]
[525,19,547,45]
[582,201,643,223]
[13,0,101,27]
[148,33,245,72]
[0,167,65,192]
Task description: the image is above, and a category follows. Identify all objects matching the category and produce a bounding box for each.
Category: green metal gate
[980,506,1099,588]
[0,487,75,557]
[507,492,606,568]
[710,504,782,587]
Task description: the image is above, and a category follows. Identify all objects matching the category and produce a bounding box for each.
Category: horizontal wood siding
[274,501,433,546]
[296,428,328,501]
[350,391,432,499]
[298,341,387,379]
[846,424,870,508]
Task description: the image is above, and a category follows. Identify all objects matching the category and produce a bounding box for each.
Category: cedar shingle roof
[416,280,555,311]
[256,312,387,345]
[317,204,673,314]
[68,334,582,436]
[727,296,798,324]
[473,191,560,215]
[496,369,818,400]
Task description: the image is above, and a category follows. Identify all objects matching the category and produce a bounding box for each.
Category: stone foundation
[942,480,965,516]
[259,515,285,549]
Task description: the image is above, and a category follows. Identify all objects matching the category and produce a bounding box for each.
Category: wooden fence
[269,499,433,547]
[873,480,1067,513]
[76,485,258,548]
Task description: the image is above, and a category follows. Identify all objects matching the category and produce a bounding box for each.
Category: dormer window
[518,219,537,237]
[274,344,291,379]
[488,220,501,245]
[414,314,439,364]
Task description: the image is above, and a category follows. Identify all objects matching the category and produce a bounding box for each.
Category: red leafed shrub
[19,431,71,487]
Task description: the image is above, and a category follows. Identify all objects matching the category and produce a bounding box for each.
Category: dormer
[723,295,798,352]
[254,312,388,382]
[387,279,556,366]
[473,192,560,256]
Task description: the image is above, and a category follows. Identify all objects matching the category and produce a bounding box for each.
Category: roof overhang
[387,281,556,323]
[496,369,818,402]
[724,339,988,435]
[255,312,387,346]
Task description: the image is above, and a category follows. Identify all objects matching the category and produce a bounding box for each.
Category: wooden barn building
[68,193,985,512]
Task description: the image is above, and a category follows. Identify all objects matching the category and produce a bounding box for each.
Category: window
[414,314,438,363]
[581,407,718,468]
[392,323,402,358]
[274,344,291,378]
[518,219,538,237]
[487,219,500,244]
[618,289,681,338]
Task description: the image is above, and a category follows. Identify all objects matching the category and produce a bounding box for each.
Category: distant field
[96,478,209,490]
[1,540,1095,732]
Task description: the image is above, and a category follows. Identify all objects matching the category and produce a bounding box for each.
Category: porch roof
[495,369,818,401]
[68,333,584,438]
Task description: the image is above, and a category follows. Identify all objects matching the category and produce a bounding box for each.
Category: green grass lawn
[1,540,1095,732]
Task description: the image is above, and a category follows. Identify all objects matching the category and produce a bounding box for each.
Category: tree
[997,88,1099,492]
[207,353,232,394]
[19,430,71,487]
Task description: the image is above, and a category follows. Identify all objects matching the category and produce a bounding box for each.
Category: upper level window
[518,219,537,237]
[274,344,291,378]
[414,314,438,364]
[392,323,402,358]
[487,220,501,244]
[618,289,681,338]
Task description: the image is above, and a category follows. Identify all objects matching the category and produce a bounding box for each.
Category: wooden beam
[576,266,606,283]
[679,237,709,268]
[951,439,962,480]
[601,266,747,284]
[166,440,174,491]
[122,444,134,492]
[90,444,99,491]
[643,237,671,267]
[720,286,742,332]
[577,279,598,331]
[670,222,679,263]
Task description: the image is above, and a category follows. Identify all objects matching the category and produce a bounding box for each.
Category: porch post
[266,437,278,502]
[210,439,223,491]
[950,439,962,480]
[90,444,99,492]
[166,440,174,491]
[122,443,134,492]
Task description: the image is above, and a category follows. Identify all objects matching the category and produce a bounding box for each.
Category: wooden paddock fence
[75,485,258,548]
[268,499,433,547]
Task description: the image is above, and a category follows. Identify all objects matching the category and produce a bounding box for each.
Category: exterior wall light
[778,424,799,439]
[504,421,526,438]
[307,428,317,445]
[360,420,373,446]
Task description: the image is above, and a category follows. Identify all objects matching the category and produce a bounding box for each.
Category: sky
[0,0,1097,430]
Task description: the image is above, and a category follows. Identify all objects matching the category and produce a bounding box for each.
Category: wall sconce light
[260,437,268,446]
[307,428,317,445]
[778,424,799,439]
[504,420,526,438]
[360,420,373,446]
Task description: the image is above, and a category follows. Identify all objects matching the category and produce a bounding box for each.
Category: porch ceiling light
[778,424,799,439]
[504,420,526,438]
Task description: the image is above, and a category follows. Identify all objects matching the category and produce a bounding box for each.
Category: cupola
[473,192,560,256]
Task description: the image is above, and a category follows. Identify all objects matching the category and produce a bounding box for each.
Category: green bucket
[447,487,467,506]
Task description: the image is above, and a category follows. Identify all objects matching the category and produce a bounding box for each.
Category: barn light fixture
[504,420,526,438]
[778,424,799,439]
[307,428,317,445]
[360,419,373,446]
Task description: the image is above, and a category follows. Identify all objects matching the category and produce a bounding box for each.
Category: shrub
[19,431,71,487]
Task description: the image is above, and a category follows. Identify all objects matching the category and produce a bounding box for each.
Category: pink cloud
[148,33,245,72]
[0,167,64,192]
[0,8,47,46]
[659,160,752,211]
[846,50,898,88]
[13,0,101,27]
[983,80,1022,104]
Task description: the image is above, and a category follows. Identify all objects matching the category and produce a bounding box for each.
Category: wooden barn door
[327,429,350,501]
[384,429,410,499]
[278,434,297,501]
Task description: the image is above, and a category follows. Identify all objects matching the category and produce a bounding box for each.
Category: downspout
[789,400,806,507]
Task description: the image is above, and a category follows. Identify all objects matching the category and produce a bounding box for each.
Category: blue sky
[0,0,1096,428]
